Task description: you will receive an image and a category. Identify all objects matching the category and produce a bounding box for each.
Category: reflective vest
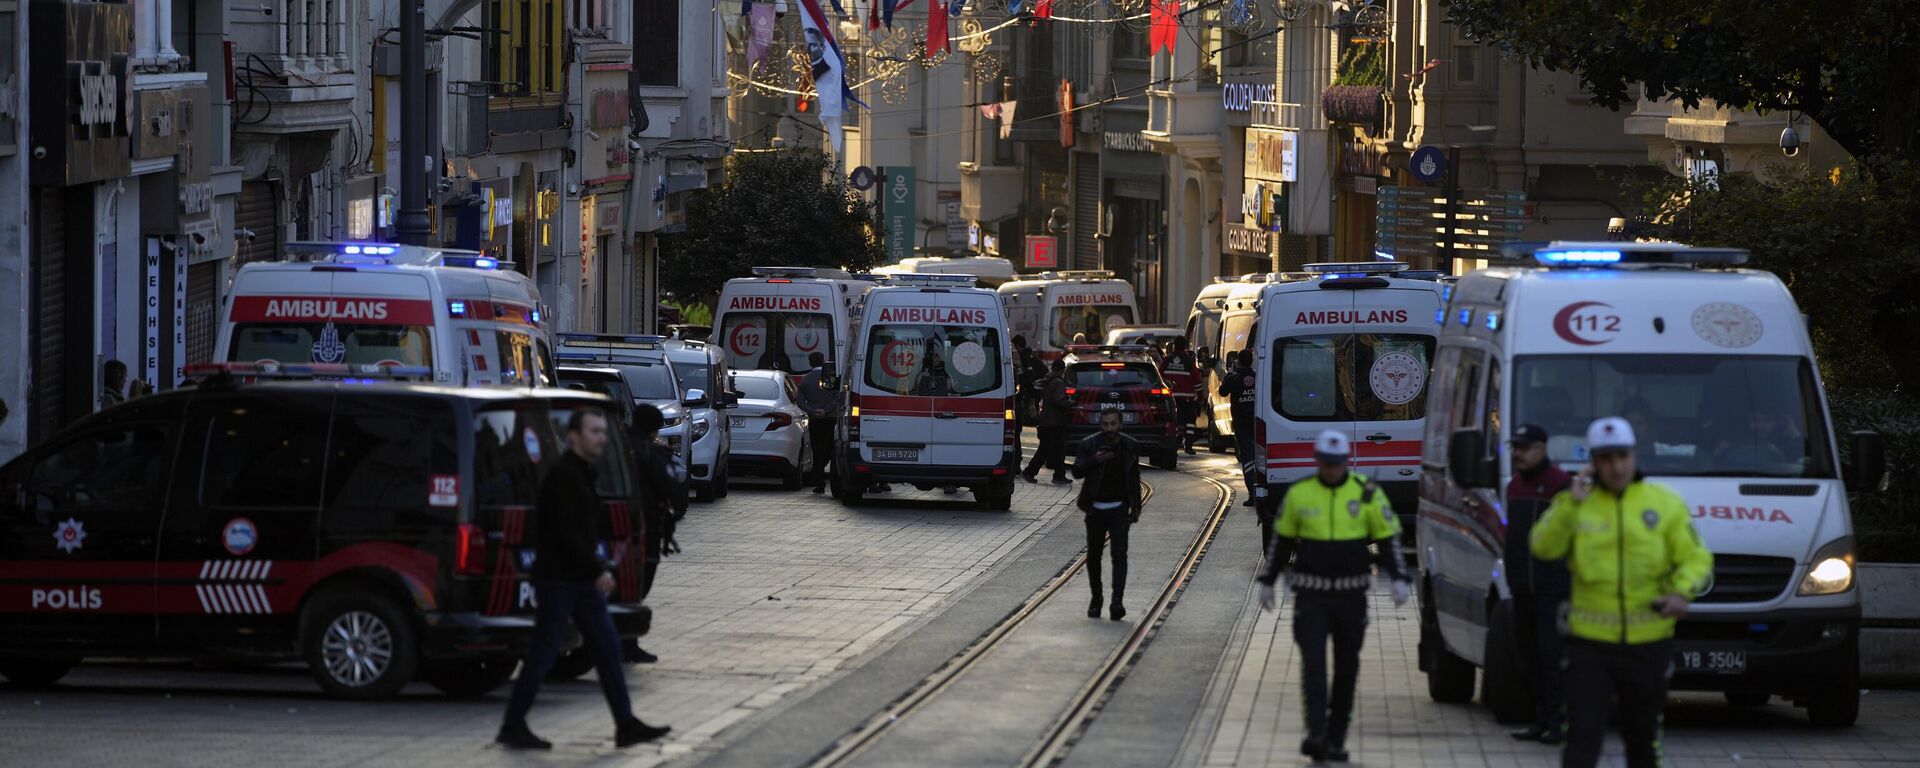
[1531,478,1713,645]
[1272,473,1404,588]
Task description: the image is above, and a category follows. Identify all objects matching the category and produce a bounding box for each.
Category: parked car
[556,366,637,428]
[554,334,693,475]
[664,339,737,501]
[726,370,813,489]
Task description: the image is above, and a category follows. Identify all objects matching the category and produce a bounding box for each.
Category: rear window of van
[865,325,1002,397]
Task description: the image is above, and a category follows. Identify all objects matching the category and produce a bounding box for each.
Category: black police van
[0,364,651,699]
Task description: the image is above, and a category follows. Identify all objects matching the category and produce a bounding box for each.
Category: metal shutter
[237,181,280,263]
[186,261,218,366]
[1072,153,1100,270]
[29,189,66,444]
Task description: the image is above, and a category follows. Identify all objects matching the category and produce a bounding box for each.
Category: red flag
[1034,0,1053,18]
[869,0,880,29]
[929,0,950,52]
[1151,0,1182,55]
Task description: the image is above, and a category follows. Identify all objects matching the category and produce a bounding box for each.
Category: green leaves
[662,148,883,307]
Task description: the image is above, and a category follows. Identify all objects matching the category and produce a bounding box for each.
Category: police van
[1417,242,1887,726]
[998,270,1139,359]
[1253,263,1445,527]
[839,274,1018,510]
[712,266,879,375]
[554,334,695,480]
[0,365,652,699]
[217,242,553,387]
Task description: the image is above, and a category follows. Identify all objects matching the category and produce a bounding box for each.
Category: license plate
[1122,413,1140,424]
[872,447,920,462]
[1676,649,1747,674]
[729,417,745,428]
[1099,402,1126,411]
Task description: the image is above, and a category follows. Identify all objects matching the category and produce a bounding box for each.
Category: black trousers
[1563,638,1673,768]
[807,416,838,487]
[1024,425,1068,479]
[1084,508,1130,602]
[1233,426,1262,501]
[1513,593,1568,731]
[1292,588,1368,745]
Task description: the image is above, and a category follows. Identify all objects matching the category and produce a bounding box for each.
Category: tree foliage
[662,149,881,306]
[1441,0,1920,164]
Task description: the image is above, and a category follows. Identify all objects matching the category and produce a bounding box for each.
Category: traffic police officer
[1256,429,1410,763]
[1532,417,1713,768]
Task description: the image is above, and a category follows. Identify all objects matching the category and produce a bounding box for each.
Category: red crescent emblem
[1552,301,1615,346]
[880,340,917,379]
[729,324,763,356]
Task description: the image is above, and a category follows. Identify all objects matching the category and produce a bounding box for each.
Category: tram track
[804,469,1237,768]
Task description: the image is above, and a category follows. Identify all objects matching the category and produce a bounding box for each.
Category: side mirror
[1447,429,1498,489]
[1845,430,1888,493]
[822,373,841,391]
[720,392,740,409]
[684,388,710,409]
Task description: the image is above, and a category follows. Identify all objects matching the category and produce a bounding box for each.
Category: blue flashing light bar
[449,301,467,317]
[1500,241,1752,267]
[888,273,979,288]
[1435,308,1447,325]
[440,255,501,270]
[1304,262,1410,275]
[1539,249,1624,264]
[1485,311,1502,331]
[1457,308,1473,326]
[558,333,666,349]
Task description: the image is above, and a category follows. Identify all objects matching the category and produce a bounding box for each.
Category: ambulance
[997,270,1139,359]
[1417,242,1886,727]
[216,241,552,386]
[1202,273,1316,450]
[838,274,1018,510]
[1251,262,1445,525]
[711,267,879,376]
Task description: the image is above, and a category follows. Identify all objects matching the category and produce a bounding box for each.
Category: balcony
[1143,85,1223,158]
[228,0,362,134]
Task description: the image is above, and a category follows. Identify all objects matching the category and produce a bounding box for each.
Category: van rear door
[1265,287,1355,480]
[1349,288,1440,484]
[858,299,1007,467]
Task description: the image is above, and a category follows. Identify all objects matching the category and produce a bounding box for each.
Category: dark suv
[1062,345,1181,470]
[0,368,651,699]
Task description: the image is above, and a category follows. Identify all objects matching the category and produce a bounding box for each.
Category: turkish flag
[929,0,950,52]
[1150,0,1179,55]
[1034,0,1054,18]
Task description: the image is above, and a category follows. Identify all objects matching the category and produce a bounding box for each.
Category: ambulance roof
[1483,266,1806,356]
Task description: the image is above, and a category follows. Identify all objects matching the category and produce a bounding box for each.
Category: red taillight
[1256,419,1267,447]
[767,278,792,283]
[456,523,486,575]
[1065,387,1078,395]
[1150,387,1169,396]
[768,412,793,431]
[1100,362,1125,368]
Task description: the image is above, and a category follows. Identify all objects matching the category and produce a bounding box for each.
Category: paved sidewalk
[1199,583,1920,767]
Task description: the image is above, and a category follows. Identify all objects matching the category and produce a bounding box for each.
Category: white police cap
[1587,417,1637,451]
[1315,429,1351,458]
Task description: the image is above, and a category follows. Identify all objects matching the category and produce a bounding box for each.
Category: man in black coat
[499,408,670,750]
[629,403,689,664]
[1504,424,1573,744]
[1074,409,1143,621]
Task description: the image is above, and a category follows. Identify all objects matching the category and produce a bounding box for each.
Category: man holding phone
[1531,417,1713,768]
[1073,409,1143,620]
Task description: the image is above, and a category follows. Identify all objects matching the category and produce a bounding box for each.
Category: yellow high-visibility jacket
[1531,476,1713,645]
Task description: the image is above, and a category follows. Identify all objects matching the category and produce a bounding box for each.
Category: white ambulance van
[1418,242,1887,727]
[711,266,878,376]
[217,241,552,386]
[1201,273,1320,449]
[838,274,1018,510]
[998,270,1139,360]
[1251,263,1444,523]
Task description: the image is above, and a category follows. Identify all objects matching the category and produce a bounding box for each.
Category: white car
[664,339,735,501]
[726,370,813,489]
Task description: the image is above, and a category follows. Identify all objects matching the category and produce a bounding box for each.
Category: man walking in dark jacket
[1012,335,1046,445]
[499,408,670,750]
[797,352,842,493]
[1505,424,1572,744]
[629,404,689,664]
[1074,409,1143,620]
[1022,360,1073,485]
[1219,349,1266,523]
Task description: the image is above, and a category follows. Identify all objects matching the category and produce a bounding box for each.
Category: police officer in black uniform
[629,404,689,664]
[1218,349,1264,524]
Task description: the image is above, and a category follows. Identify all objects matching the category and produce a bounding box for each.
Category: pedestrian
[100,360,128,410]
[1218,349,1262,512]
[796,351,841,494]
[1012,335,1046,445]
[1504,423,1571,744]
[498,407,670,750]
[1161,336,1200,455]
[629,403,689,665]
[1255,429,1410,763]
[1074,409,1142,620]
[1021,360,1073,485]
[1533,417,1711,768]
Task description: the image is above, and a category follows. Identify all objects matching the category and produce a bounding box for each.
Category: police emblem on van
[53,518,87,554]
[223,518,258,556]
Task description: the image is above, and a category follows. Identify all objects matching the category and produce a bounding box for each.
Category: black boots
[497,721,552,751]
[615,718,672,747]
[1109,592,1126,621]
[1088,584,1103,618]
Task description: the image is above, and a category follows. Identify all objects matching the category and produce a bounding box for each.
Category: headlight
[691,417,711,442]
[1797,536,1856,596]
[661,415,683,429]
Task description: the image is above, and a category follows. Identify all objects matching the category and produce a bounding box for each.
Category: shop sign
[1026,235,1058,268]
[29,1,133,185]
[1223,223,1271,254]
[884,166,916,262]
[1246,128,1297,182]
[1222,81,1276,112]
[1103,131,1150,152]
[1339,136,1386,177]
[940,190,965,249]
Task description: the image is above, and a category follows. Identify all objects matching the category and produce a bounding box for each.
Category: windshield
[1513,355,1835,478]
[560,373,630,402]
[675,362,713,397]
[229,322,433,367]
[1191,311,1221,352]
[1052,305,1134,344]
[864,325,1003,396]
[614,363,680,401]
[1069,363,1162,389]
[1271,334,1435,422]
[719,311,834,373]
[735,376,783,401]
